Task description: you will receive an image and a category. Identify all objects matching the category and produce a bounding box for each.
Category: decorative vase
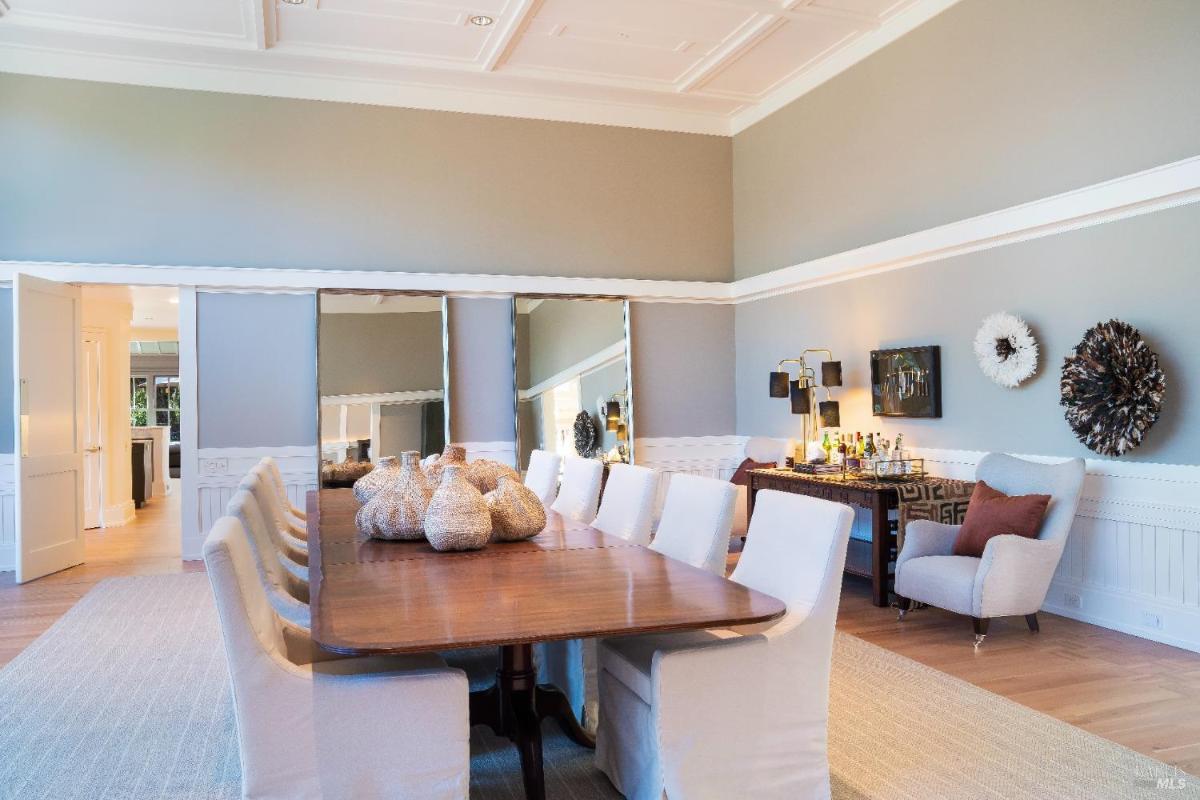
[424,465,491,552]
[466,458,521,494]
[355,451,432,540]
[352,456,400,504]
[487,476,547,542]
[426,444,467,487]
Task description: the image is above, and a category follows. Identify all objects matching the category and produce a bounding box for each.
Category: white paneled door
[15,275,85,583]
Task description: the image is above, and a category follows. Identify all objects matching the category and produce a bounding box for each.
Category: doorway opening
[78,284,184,571]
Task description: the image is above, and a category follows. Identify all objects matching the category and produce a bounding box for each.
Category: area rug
[0,574,1193,800]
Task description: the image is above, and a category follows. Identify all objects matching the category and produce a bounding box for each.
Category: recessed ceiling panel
[699,15,853,97]
[276,4,490,59]
[14,0,248,36]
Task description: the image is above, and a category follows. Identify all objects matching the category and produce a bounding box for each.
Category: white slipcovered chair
[244,467,308,565]
[524,449,562,505]
[550,456,604,523]
[595,490,853,800]
[731,436,792,537]
[590,463,660,546]
[203,516,470,800]
[895,453,1086,646]
[226,488,311,631]
[260,456,306,527]
[649,473,736,576]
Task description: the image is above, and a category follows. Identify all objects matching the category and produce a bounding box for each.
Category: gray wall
[523,299,626,388]
[732,0,1200,277]
[1,73,732,282]
[630,302,736,439]
[318,311,443,397]
[0,289,11,453]
[735,203,1199,464]
[377,402,423,458]
[447,297,516,444]
[581,359,629,454]
[197,292,317,449]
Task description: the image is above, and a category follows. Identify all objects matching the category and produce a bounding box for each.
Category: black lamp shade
[616,423,627,441]
[790,381,812,414]
[769,371,790,398]
[819,400,841,428]
[606,401,621,431]
[821,361,843,387]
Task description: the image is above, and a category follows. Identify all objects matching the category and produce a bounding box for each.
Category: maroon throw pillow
[730,458,775,487]
[952,480,1050,558]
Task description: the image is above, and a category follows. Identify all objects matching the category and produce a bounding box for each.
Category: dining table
[307,488,787,800]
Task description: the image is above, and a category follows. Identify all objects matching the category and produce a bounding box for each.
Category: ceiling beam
[480,0,542,72]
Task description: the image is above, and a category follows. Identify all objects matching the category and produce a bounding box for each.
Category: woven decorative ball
[1060,319,1165,457]
[352,456,400,504]
[425,444,467,487]
[466,458,521,494]
[486,476,547,542]
[355,451,432,540]
[424,464,492,552]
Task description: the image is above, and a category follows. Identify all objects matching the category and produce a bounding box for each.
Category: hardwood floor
[0,479,201,666]
[1,510,1197,778]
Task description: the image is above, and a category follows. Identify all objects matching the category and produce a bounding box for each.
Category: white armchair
[550,456,604,523]
[244,467,308,564]
[649,473,736,576]
[204,517,470,800]
[895,453,1086,646]
[595,489,853,800]
[590,463,660,546]
[260,456,306,526]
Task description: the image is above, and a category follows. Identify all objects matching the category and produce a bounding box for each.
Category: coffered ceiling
[0,0,957,134]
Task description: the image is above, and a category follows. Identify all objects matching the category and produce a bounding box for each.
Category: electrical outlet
[1141,611,1163,630]
[1062,591,1082,609]
[200,458,229,477]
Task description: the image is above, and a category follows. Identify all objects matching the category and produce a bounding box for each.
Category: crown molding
[2,154,1196,305]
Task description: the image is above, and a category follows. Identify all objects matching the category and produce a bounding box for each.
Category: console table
[746,468,974,608]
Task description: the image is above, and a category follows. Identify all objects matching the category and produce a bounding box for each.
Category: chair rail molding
[189,444,318,560]
[634,435,748,520]
[460,441,519,468]
[908,446,1200,654]
[1,154,1197,305]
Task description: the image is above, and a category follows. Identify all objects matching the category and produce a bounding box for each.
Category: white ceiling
[0,0,956,135]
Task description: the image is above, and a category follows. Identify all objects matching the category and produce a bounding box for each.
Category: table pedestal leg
[468,643,595,800]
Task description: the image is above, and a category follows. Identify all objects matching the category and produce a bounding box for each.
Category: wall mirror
[514,297,631,471]
[317,291,447,487]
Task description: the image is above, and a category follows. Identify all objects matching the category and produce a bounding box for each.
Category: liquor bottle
[821,432,832,463]
[864,433,875,460]
[856,432,865,458]
[837,436,847,465]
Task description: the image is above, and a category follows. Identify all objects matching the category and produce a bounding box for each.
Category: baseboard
[1043,580,1200,654]
[102,500,136,528]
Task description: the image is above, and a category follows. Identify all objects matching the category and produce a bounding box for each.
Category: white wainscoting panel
[910,447,1200,653]
[187,445,318,561]
[635,436,747,521]
[0,456,15,571]
[460,441,518,469]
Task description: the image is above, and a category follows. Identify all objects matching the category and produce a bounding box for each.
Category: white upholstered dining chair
[204,516,470,800]
[244,467,308,564]
[590,463,660,546]
[649,473,736,575]
[595,490,853,800]
[226,488,311,630]
[524,449,562,505]
[261,456,306,527]
[550,456,604,522]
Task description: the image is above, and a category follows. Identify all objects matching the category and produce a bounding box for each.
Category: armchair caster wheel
[973,634,986,649]
[898,608,907,621]
[895,597,912,621]
[971,618,989,649]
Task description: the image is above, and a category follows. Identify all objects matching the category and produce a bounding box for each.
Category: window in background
[130,376,149,427]
[154,376,181,442]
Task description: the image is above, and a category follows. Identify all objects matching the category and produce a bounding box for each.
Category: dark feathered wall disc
[573,410,598,458]
[1060,320,1165,457]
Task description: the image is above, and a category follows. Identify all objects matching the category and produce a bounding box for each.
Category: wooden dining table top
[308,488,786,656]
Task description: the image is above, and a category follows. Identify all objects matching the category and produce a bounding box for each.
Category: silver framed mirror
[316,290,448,487]
[513,296,633,472]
